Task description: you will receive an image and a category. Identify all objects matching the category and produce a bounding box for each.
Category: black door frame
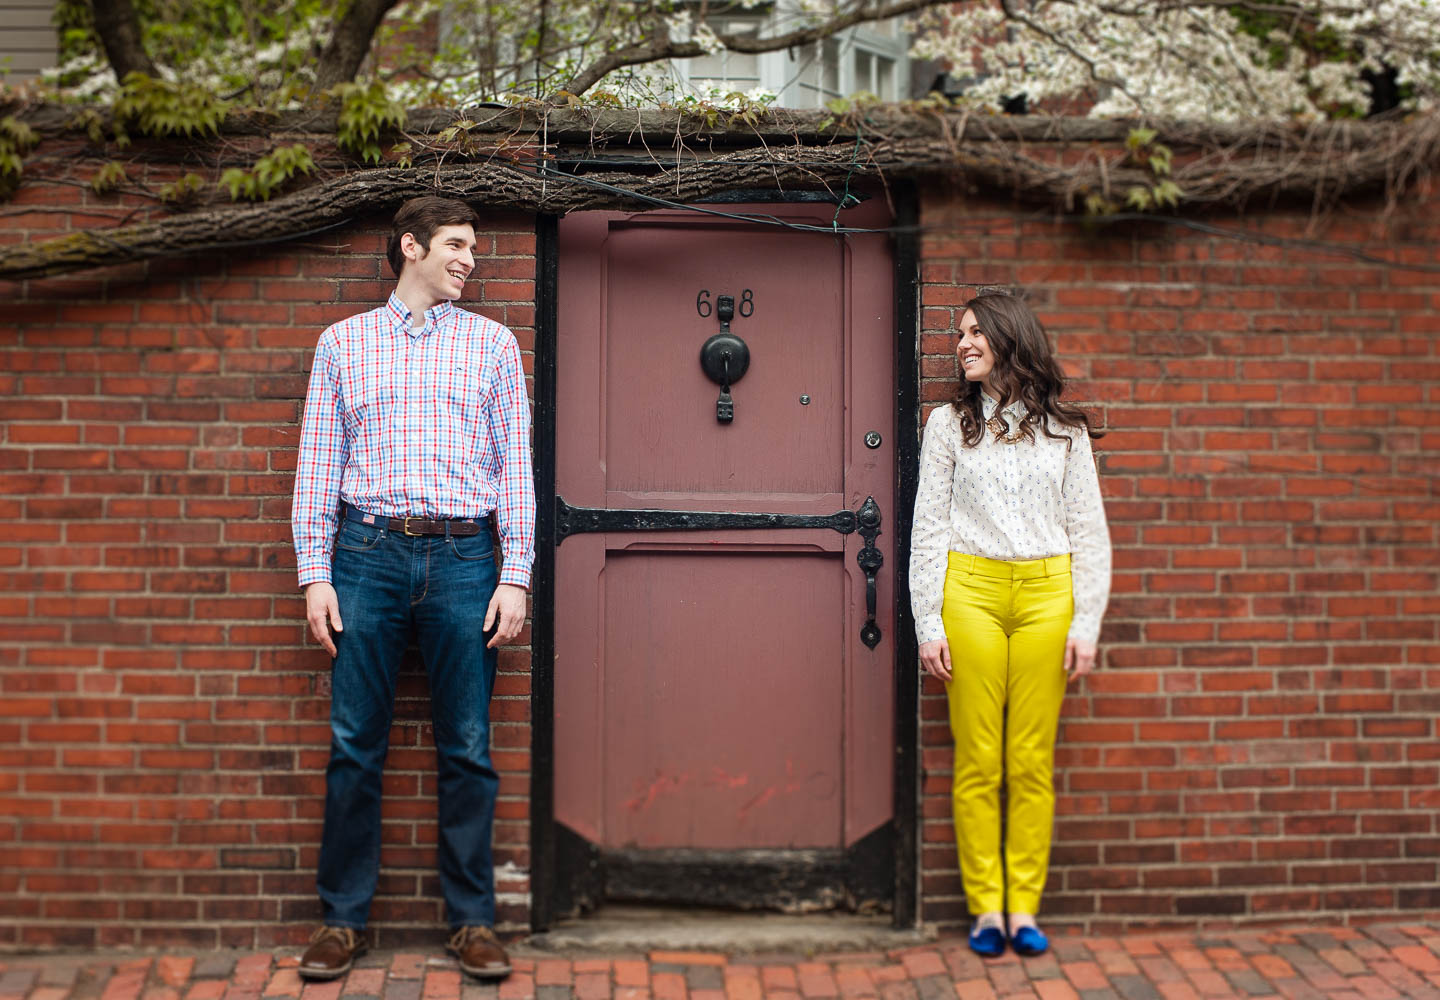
[529,184,921,929]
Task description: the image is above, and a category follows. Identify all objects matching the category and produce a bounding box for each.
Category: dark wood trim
[553,822,604,918]
[529,213,560,932]
[890,181,921,929]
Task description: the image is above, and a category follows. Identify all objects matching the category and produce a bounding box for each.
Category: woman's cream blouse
[909,394,1112,647]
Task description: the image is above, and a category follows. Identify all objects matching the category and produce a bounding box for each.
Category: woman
[909,290,1111,957]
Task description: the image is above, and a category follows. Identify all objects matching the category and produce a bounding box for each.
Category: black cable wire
[522,160,887,233]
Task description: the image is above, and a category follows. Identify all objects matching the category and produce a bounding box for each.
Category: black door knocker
[699,291,751,423]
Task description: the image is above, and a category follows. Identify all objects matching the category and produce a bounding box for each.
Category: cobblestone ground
[3,924,1440,1000]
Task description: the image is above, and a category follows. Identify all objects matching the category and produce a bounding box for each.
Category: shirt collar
[980,392,1026,419]
[386,292,455,335]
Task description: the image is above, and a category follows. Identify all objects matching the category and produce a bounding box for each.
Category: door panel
[602,226,844,495]
[555,200,895,910]
[603,548,843,849]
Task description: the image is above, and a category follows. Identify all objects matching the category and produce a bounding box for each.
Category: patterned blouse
[909,393,1112,647]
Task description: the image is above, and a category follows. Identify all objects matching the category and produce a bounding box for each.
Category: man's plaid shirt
[292,293,535,589]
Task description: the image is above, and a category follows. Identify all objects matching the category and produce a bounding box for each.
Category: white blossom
[911,0,1440,120]
[692,23,726,56]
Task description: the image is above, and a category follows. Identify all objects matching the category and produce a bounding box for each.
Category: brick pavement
[3,923,1439,1000]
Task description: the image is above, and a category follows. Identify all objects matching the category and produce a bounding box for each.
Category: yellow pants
[942,551,1072,915]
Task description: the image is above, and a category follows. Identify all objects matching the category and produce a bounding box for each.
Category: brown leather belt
[343,503,488,537]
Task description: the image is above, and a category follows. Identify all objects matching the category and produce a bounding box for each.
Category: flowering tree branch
[559,0,958,97]
[912,0,1440,120]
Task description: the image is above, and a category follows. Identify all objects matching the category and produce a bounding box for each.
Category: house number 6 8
[696,289,756,319]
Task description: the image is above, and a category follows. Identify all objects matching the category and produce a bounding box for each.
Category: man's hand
[1064,638,1097,681]
[485,583,527,648]
[919,639,952,683]
[305,582,343,657]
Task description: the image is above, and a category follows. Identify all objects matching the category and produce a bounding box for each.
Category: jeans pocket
[335,522,384,552]
[447,531,495,561]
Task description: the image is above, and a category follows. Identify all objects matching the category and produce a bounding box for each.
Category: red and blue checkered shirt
[292,293,535,589]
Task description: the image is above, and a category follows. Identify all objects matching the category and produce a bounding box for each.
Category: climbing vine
[0,116,38,198]
[1083,128,1185,216]
[111,72,230,143]
[89,159,127,194]
[2,100,1439,281]
[220,144,315,201]
[331,80,408,164]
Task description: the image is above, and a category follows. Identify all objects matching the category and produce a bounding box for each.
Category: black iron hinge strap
[555,496,858,544]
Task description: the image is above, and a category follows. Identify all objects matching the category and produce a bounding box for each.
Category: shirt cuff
[498,566,532,590]
[1067,616,1101,646]
[297,557,331,589]
[915,614,947,647]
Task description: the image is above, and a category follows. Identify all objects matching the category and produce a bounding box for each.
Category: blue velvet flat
[968,925,1006,958]
[1010,925,1049,956]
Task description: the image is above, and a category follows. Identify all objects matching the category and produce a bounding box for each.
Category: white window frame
[672,1,910,108]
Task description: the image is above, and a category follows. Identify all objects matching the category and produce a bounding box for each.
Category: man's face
[404,223,476,303]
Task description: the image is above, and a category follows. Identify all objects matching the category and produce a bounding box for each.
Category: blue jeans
[318,513,500,930]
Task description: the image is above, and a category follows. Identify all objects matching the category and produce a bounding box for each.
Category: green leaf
[1153,180,1184,208]
[1148,144,1173,176]
[159,172,205,207]
[331,80,406,164]
[1125,127,1157,150]
[220,167,247,201]
[112,73,229,139]
[90,160,127,194]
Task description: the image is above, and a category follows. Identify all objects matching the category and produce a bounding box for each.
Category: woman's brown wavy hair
[952,290,1103,448]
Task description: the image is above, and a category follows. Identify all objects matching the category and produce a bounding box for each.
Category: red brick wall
[917,191,1440,932]
[0,210,538,949]
[4,179,1439,947]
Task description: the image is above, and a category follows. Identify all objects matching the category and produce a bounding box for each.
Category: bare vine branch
[5,109,1440,282]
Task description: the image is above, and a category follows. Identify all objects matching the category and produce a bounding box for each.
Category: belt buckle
[402,516,421,537]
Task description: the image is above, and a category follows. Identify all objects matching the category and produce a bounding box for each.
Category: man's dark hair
[387,196,481,277]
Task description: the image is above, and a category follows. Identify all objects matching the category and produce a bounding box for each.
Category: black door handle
[855,496,882,649]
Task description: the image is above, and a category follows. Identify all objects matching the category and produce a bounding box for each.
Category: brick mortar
[3,188,1439,943]
[913,190,1440,932]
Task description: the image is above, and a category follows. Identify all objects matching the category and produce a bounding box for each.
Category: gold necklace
[987,412,1024,444]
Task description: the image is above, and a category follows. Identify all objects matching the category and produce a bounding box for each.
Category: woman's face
[957,308,997,393]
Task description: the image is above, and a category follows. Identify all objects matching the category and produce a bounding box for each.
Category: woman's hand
[919,639,952,682]
[1064,638,1097,681]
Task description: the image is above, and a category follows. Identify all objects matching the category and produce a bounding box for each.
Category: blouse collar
[980,392,1026,420]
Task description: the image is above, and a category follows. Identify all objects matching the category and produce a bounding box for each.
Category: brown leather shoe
[446,925,512,980]
[298,925,367,980]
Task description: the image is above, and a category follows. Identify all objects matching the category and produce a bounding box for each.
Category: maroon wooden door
[554,200,895,911]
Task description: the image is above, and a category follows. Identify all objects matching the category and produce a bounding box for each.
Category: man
[290,196,534,981]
